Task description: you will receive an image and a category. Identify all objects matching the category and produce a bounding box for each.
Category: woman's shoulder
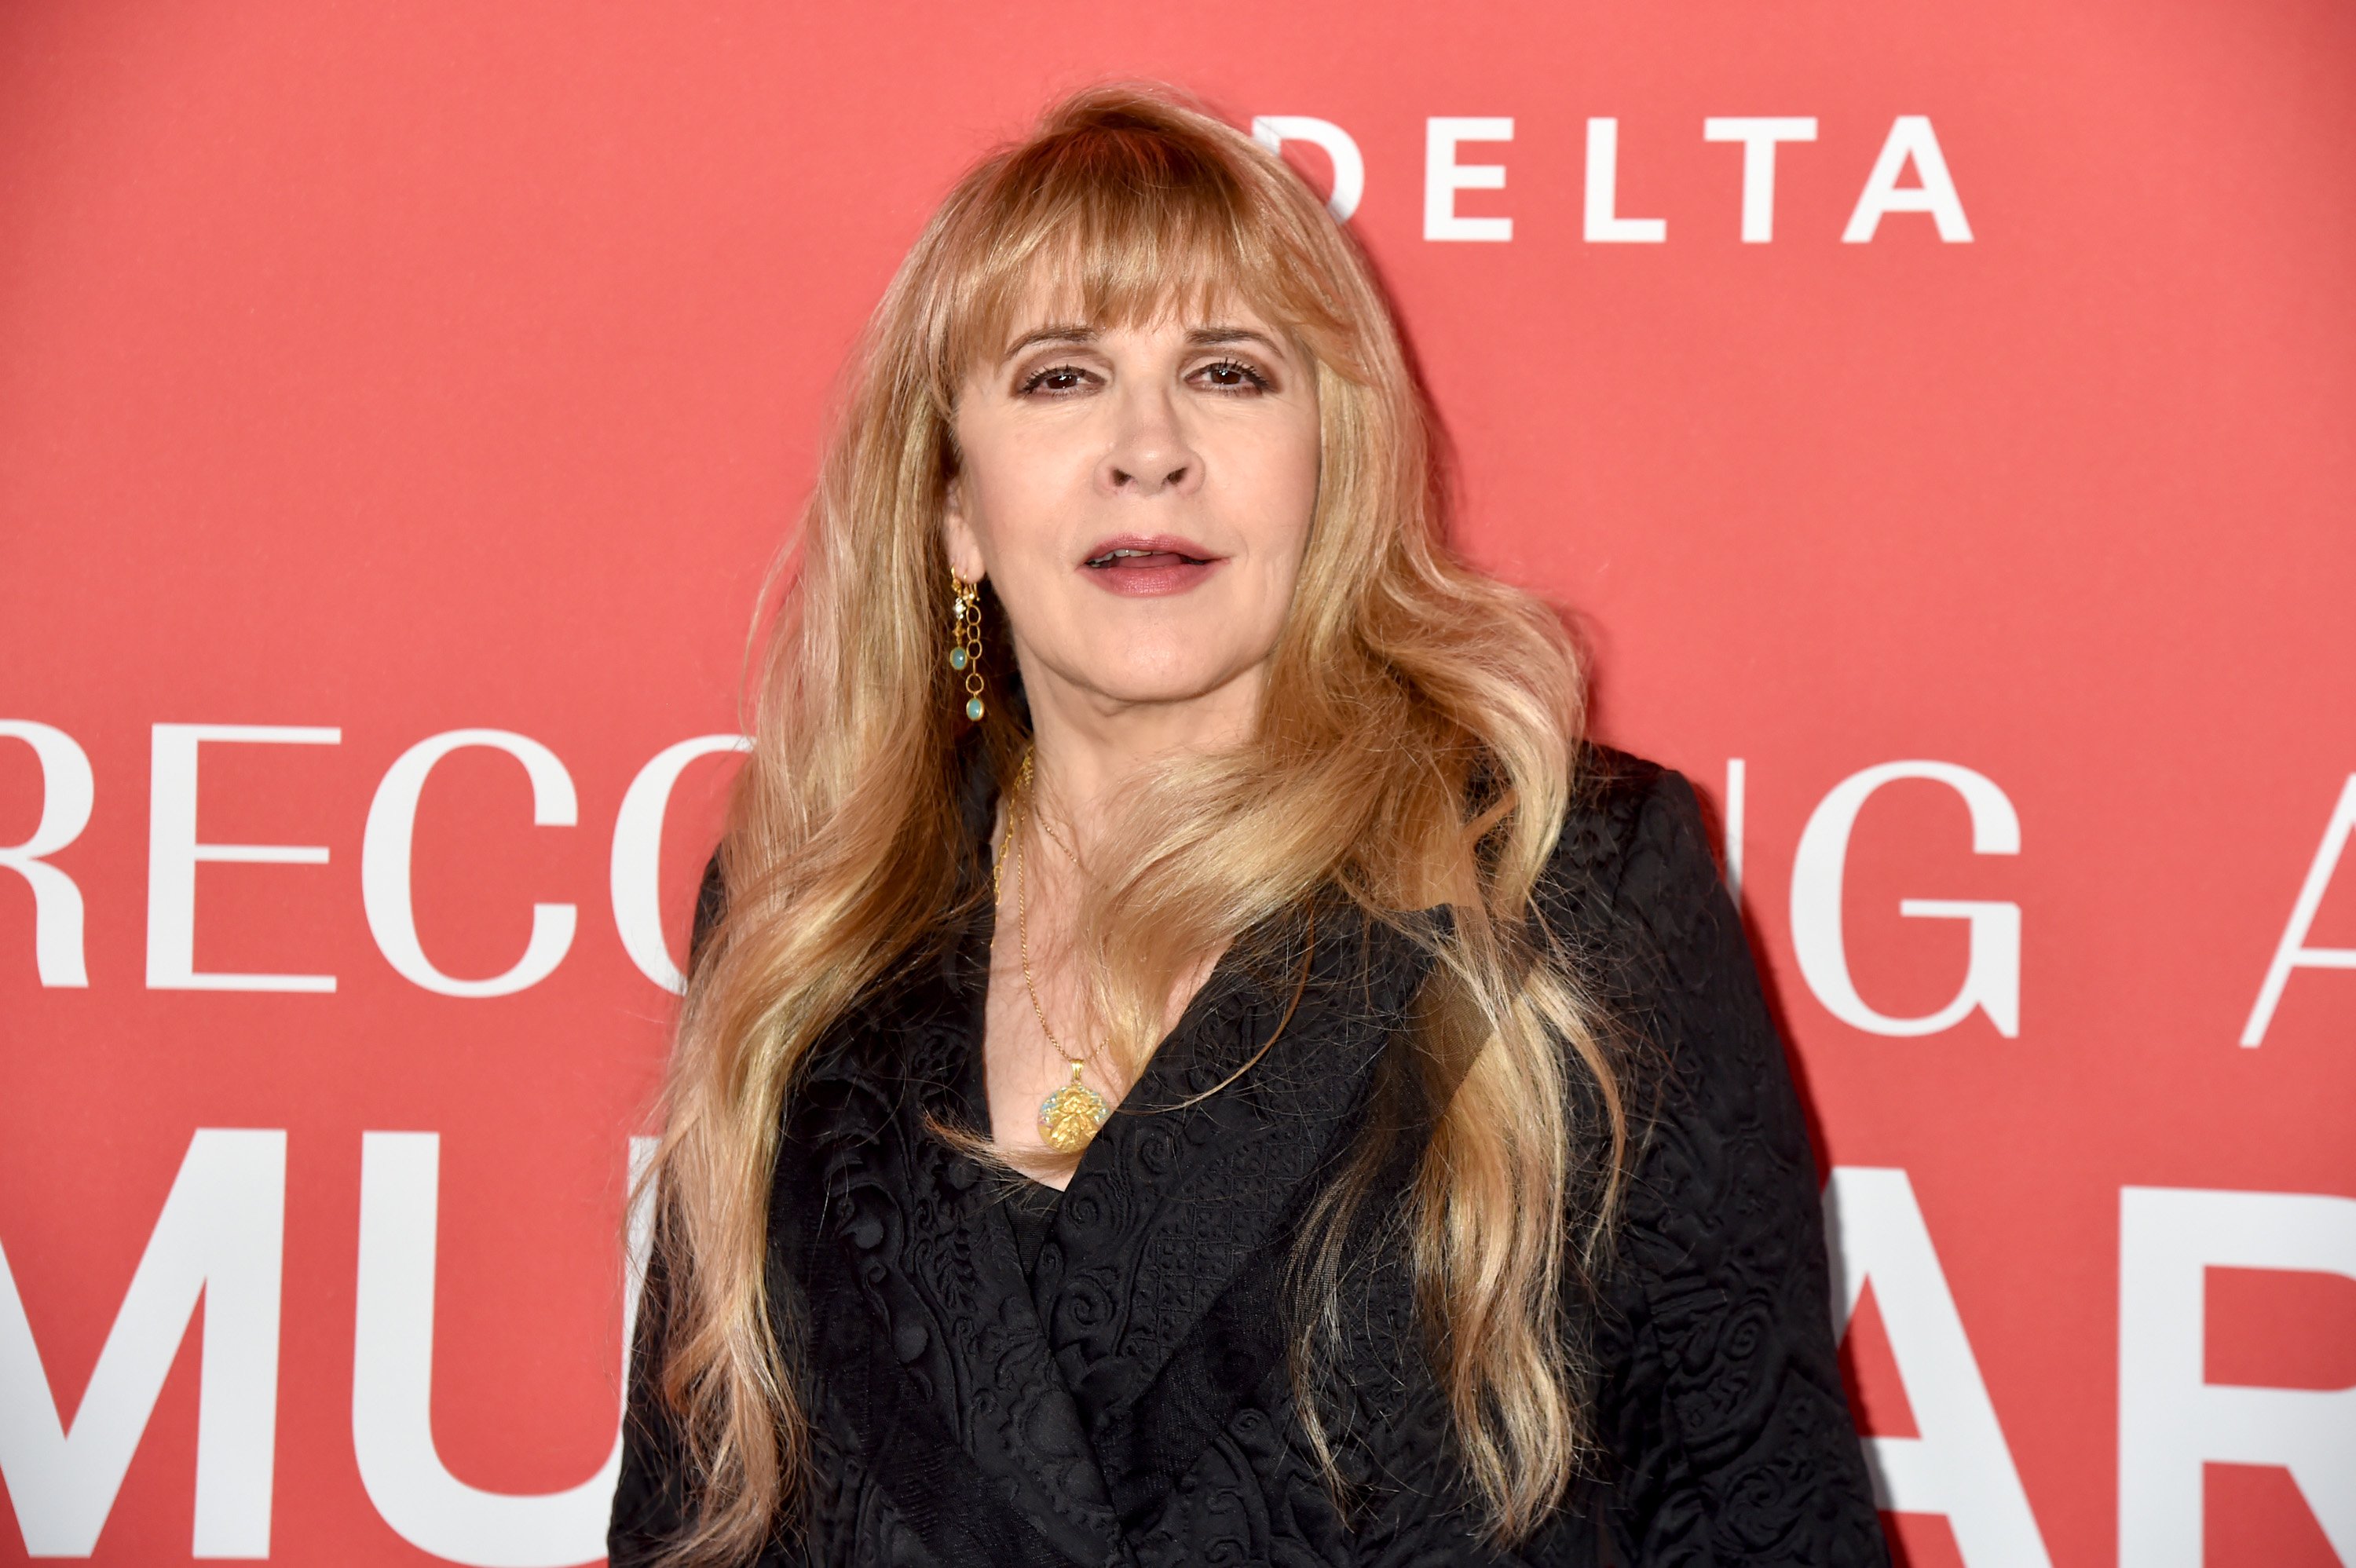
[1557,750,1887,1564]
[1541,740,1726,958]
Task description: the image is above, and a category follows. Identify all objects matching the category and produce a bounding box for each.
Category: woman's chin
[1042,656,1268,715]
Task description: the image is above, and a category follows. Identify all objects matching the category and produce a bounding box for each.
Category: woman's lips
[1078,536,1225,597]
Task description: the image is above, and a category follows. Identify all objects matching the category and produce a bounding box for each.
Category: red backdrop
[3,4,2353,1565]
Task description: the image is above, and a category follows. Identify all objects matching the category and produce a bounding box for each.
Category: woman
[613,86,1886,1567]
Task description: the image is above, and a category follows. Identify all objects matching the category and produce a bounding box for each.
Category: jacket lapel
[1034,897,1445,1527]
[777,734,1447,1555]
[784,908,1128,1567]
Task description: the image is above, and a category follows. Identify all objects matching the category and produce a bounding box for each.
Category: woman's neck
[1015,657,1267,850]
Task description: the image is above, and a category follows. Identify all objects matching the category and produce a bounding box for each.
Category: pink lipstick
[1077,534,1225,597]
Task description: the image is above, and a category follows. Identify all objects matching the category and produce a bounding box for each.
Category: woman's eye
[1018,364,1096,396]
[1192,359,1271,393]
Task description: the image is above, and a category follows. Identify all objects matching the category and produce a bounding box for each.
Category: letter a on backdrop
[1843,115,1974,242]
[2241,773,2356,1045]
[1823,1168,2050,1567]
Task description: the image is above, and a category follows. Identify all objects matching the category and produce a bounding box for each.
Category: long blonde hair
[642,83,1627,1563]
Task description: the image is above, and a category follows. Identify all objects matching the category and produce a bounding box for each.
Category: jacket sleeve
[608,850,729,1565]
[1577,771,1889,1567]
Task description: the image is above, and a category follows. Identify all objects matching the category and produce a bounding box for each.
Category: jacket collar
[780,734,1447,1562]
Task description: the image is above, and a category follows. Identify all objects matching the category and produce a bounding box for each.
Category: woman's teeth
[1088,549,1201,568]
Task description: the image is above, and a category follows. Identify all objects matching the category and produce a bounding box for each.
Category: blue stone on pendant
[948,646,968,670]
[965,696,985,722]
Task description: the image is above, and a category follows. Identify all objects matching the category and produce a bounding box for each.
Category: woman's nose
[1096,389,1202,498]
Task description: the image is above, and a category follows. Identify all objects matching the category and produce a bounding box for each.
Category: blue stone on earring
[965,696,985,722]
[948,646,968,670]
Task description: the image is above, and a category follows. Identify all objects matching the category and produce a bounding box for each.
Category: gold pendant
[1037,1060,1110,1153]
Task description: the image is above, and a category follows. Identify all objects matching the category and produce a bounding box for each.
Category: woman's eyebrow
[996,322,1287,364]
[1189,326,1291,361]
[1000,324,1096,361]
[1189,327,1279,349]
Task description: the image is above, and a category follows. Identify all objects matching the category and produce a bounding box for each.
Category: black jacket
[611,744,1888,1566]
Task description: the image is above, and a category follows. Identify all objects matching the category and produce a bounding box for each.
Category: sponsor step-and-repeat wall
[3,2,2353,1564]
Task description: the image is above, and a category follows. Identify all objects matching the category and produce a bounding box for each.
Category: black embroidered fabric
[1003,1177,1063,1279]
[610,741,1890,1567]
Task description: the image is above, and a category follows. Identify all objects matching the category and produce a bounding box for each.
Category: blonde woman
[612,87,1886,1568]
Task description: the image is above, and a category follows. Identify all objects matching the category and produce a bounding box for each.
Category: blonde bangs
[920,89,1359,404]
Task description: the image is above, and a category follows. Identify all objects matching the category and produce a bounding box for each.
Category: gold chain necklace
[999,752,1112,1154]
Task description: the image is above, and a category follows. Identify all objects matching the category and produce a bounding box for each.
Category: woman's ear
[941,477,986,583]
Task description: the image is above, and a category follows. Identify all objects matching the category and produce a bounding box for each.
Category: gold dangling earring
[949,572,986,722]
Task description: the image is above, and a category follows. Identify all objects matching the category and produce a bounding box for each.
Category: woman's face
[943,296,1322,723]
